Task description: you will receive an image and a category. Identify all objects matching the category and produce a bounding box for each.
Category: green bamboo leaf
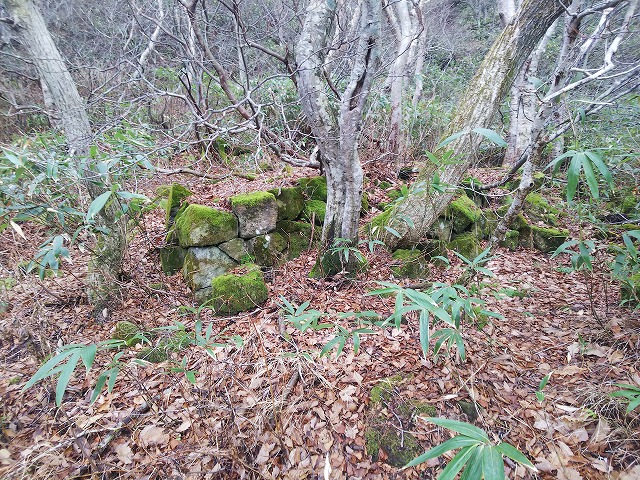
[495,443,535,468]
[426,417,490,442]
[482,446,505,480]
[472,128,507,147]
[438,130,468,149]
[460,445,484,480]
[566,153,583,202]
[548,150,577,174]
[90,370,109,403]
[106,367,119,393]
[584,151,613,186]
[80,344,97,372]
[86,191,112,221]
[56,352,81,406]
[384,226,401,238]
[23,349,78,389]
[419,311,430,359]
[439,446,477,480]
[581,157,599,198]
[404,435,481,468]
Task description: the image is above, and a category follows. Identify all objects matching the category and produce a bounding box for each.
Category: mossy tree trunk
[5,0,128,314]
[381,0,565,249]
[295,0,380,275]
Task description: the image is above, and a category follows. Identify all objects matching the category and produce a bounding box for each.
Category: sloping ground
[1,162,639,479]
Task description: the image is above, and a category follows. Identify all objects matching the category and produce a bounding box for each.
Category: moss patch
[268,187,305,221]
[447,194,482,233]
[302,200,326,225]
[162,183,192,228]
[370,374,405,404]
[448,232,481,259]
[276,221,315,259]
[525,193,561,225]
[500,229,519,251]
[248,233,287,266]
[230,191,275,208]
[113,321,143,346]
[366,209,392,237]
[175,204,238,247]
[391,249,430,279]
[365,426,422,467]
[208,264,268,315]
[298,176,328,201]
[528,225,569,253]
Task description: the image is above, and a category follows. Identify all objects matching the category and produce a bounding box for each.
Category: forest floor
[0,157,639,480]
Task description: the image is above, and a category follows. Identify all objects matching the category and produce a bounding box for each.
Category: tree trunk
[5,0,127,314]
[296,0,380,275]
[381,0,565,249]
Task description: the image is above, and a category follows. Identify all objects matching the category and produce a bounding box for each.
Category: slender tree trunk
[5,0,127,314]
[296,0,380,275]
[381,0,566,249]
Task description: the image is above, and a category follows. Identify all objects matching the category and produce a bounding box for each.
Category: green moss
[230,191,276,208]
[0,277,16,290]
[370,374,405,404]
[248,232,287,266]
[208,264,268,315]
[620,195,638,214]
[367,209,392,237]
[461,176,488,207]
[387,189,403,202]
[524,193,561,225]
[160,245,187,275]
[136,346,169,363]
[302,200,326,225]
[391,249,430,278]
[113,321,143,346]
[378,181,392,189]
[448,232,481,259]
[218,238,249,263]
[276,221,315,259]
[361,191,370,216]
[175,204,238,247]
[500,229,519,251]
[162,183,192,228]
[268,187,305,220]
[528,225,569,253]
[365,428,382,461]
[298,176,328,201]
[446,194,482,233]
[497,205,529,230]
[472,210,498,239]
[366,428,422,467]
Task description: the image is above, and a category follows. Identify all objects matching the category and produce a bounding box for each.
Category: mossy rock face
[302,200,326,226]
[505,172,546,191]
[175,204,238,247]
[447,194,482,233]
[461,176,488,207]
[231,191,278,238]
[183,246,238,294]
[428,217,453,242]
[366,209,392,237]
[247,232,287,266]
[497,205,529,230]
[160,245,187,275]
[218,238,249,263]
[418,239,446,260]
[527,225,569,253]
[268,187,305,221]
[207,264,268,315]
[298,176,327,201]
[360,192,370,216]
[276,221,315,259]
[500,229,520,251]
[161,183,192,228]
[448,232,481,259]
[309,248,368,278]
[524,193,561,226]
[472,210,498,240]
[113,321,143,346]
[391,249,430,279]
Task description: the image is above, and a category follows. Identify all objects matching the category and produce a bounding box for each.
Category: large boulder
[231,191,278,238]
[522,225,568,253]
[448,232,481,259]
[182,247,237,300]
[207,264,269,315]
[269,187,305,221]
[175,204,238,247]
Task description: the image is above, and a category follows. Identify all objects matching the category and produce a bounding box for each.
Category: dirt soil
[1,160,639,479]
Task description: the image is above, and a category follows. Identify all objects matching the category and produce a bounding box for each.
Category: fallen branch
[155,167,256,181]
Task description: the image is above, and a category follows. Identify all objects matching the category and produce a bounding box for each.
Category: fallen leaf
[255,442,276,465]
[138,425,169,447]
[114,443,134,464]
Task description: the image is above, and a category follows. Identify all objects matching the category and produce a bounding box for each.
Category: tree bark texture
[296,0,380,274]
[5,0,127,312]
[381,0,566,249]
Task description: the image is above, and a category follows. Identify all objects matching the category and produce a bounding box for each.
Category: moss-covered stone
[472,210,498,240]
[160,245,187,275]
[218,238,249,263]
[528,225,569,253]
[175,204,238,247]
[247,232,287,266]
[268,187,305,221]
[183,246,237,293]
[302,200,326,225]
[113,321,142,346]
[276,220,315,259]
[298,176,327,201]
[461,176,488,207]
[161,183,192,228]
[497,205,529,230]
[418,239,446,259]
[231,191,278,238]
[361,191,370,216]
[370,374,405,404]
[207,264,268,315]
[391,249,430,279]
[310,246,368,278]
[446,194,482,233]
[500,229,519,251]
[524,193,561,226]
[136,346,169,363]
[448,232,481,259]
